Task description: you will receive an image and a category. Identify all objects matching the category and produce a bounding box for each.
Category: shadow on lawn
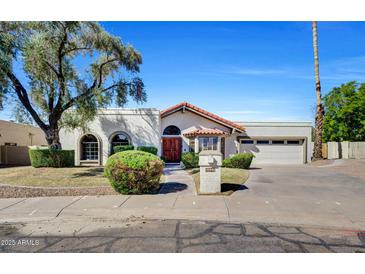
[71,167,104,178]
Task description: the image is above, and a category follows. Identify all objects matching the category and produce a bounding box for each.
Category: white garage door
[240,139,304,165]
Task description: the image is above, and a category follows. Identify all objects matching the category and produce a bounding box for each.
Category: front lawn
[0,166,109,187]
[0,166,165,188]
[188,167,249,195]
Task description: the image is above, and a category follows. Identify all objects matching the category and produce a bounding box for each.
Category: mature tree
[0,22,146,149]
[312,21,325,160]
[323,81,365,142]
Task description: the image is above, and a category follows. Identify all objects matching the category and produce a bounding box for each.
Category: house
[0,120,47,165]
[60,102,312,166]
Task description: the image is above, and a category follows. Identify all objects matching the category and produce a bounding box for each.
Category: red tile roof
[183,128,230,137]
[160,102,245,132]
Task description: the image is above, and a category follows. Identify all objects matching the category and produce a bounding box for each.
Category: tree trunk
[312,21,324,160]
[45,123,62,150]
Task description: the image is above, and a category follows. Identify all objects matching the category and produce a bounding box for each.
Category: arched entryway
[162,125,182,163]
[109,131,132,154]
[79,133,101,165]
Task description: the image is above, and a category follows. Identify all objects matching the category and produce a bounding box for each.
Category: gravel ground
[0,184,117,198]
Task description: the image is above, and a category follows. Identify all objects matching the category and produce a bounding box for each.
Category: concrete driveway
[232,161,365,228]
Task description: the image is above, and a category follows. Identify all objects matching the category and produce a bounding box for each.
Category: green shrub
[181,152,199,168]
[113,145,134,154]
[137,146,158,155]
[29,149,75,168]
[104,150,164,194]
[222,153,254,169]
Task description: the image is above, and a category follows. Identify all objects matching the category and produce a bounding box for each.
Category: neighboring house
[0,120,47,165]
[60,102,312,166]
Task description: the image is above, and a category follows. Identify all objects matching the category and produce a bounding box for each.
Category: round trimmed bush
[29,149,75,168]
[104,150,164,194]
[181,152,199,168]
[222,153,254,169]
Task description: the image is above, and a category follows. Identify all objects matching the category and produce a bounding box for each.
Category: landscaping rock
[0,184,117,198]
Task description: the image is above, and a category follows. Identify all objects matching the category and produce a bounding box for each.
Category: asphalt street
[1,217,364,252]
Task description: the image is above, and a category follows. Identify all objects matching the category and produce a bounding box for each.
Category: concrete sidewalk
[0,165,365,230]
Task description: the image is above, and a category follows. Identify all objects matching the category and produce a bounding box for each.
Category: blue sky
[3,21,365,123]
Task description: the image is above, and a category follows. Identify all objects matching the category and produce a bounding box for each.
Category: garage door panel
[240,143,304,165]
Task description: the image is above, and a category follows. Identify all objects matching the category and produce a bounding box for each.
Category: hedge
[104,150,164,194]
[29,149,75,168]
[137,146,158,155]
[181,152,199,168]
[113,145,134,154]
[222,153,254,169]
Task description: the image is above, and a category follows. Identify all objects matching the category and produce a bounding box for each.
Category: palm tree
[312,21,325,160]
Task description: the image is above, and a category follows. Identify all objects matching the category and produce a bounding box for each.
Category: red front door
[162,137,182,162]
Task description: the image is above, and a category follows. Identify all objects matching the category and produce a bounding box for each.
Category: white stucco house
[60,102,313,166]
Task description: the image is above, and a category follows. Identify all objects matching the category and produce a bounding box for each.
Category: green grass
[0,166,165,188]
[188,167,249,195]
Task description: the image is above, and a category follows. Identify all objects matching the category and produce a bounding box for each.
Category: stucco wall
[0,120,47,165]
[60,109,161,165]
[60,108,313,165]
[161,110,232,155]
[0,120,47,146]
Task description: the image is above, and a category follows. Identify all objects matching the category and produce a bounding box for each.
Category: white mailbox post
[198,150,222,194]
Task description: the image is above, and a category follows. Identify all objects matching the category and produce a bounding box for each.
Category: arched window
[111,132,131,151]
[163,125,181,135]
[80,134,99,160]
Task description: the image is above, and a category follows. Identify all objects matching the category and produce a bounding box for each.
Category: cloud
[321,74,365,81]
[222,55,365,81]
[225,67,286,76]
[315,55,365,82]
[332,55,365,67]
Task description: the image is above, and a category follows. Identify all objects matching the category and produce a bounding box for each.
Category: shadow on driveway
[158,182,188,194]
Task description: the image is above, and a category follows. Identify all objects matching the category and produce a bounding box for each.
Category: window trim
[111,132,131,146]
[163,125,181,136]
[109,131,132,154]
[198,136,219,151]
[286,140,302,145]
[239,138,304,146]
[241,139,254,144]
[256,140,270,145]
[271,140,285,145]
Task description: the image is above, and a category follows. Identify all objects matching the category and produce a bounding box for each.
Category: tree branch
[97,58,118,88]
[63,46,92,55]
[48,84,55,111]
[61,79,96,111]
[53,24,69,114]
[44,61,60,78]
[61,58,118,111]
[62,81,126,111]
[5,71,47,129]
